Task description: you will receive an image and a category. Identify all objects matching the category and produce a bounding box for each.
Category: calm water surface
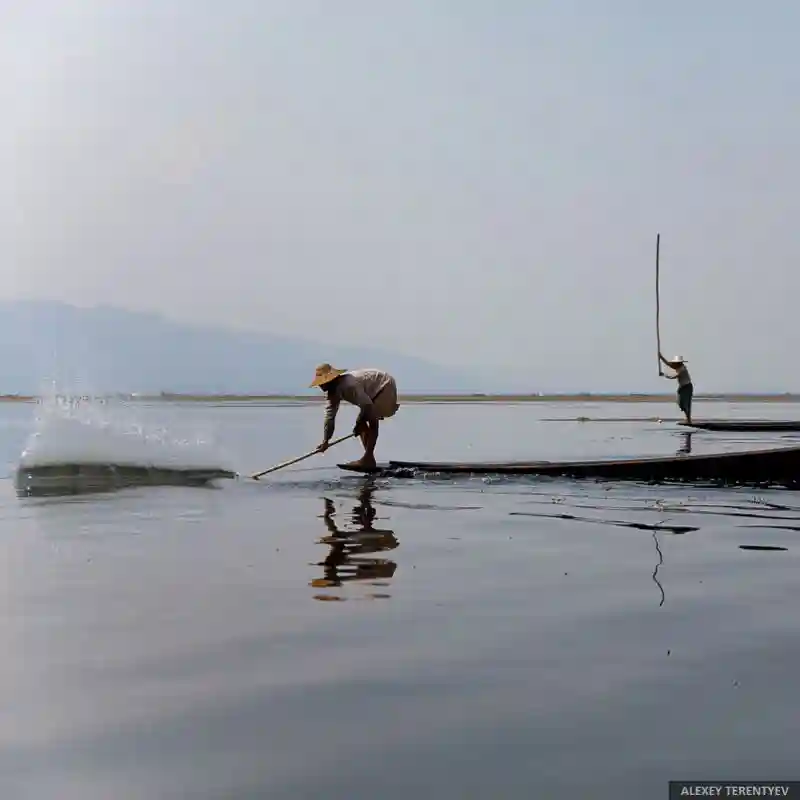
[2,399,799,798]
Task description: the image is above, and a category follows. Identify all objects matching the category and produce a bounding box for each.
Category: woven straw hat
[309,363,346,388]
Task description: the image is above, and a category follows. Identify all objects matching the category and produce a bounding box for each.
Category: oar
[655,232,662,376]
[250,433,356,480]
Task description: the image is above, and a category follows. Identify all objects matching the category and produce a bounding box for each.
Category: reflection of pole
[652,531,665,607]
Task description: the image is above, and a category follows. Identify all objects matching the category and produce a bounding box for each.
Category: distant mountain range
[0,300,495,395]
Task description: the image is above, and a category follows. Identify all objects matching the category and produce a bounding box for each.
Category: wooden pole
[655,233,662,375]
[251,433,356,480]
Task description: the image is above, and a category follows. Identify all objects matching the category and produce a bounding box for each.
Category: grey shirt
[323,368,393,440]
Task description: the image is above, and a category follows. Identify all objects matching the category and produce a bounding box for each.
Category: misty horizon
[2,2,798,392]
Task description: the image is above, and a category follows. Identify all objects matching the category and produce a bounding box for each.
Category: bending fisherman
[659,353,693,424]
[310,364,400,470]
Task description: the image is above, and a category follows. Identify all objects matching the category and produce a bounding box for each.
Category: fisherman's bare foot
[345,456,377,470]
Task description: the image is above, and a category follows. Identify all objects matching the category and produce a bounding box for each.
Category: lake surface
[2,398,800,799]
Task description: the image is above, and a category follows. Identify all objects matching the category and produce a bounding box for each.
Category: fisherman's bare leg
[350,420,378,469]
[363,420,379,465]
[361,420,378,467]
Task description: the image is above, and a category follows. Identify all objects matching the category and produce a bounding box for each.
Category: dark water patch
[518,495,695,515]
[748,500,800,511]
[636,504,800,521]
[737,524,800,532]
[739,545,789,551]
[682,498,800,511]
[523,495,800,514]
[372,498,483,512]
[509,510,699,535]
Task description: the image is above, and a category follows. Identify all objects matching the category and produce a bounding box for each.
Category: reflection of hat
[309,363,346,388]
[672,355,687,363]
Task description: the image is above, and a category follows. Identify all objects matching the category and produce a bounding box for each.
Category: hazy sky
[2,1,799,390]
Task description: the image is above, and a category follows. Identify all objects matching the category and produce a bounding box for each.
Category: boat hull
[384,445,800,487]
[679,420,800,432]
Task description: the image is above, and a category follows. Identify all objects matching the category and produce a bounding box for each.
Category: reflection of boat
[678,419,800,432]
[341,444,800,488]
[15,463,236,497]
[311,483,398,598]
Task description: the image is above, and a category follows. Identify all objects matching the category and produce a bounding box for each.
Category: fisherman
[659,353,693,424]
[310,363,400,470]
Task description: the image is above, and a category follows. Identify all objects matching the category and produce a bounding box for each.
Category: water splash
[18,391,233,471]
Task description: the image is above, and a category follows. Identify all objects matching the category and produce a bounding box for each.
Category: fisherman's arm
[657,353,680,374]
[318,396,340,451]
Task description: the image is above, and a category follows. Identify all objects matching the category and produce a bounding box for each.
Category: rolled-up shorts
[678,383,693,415]
[372,377,400,420]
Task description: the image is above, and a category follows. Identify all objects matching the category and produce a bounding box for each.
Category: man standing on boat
[310,364,400,470]
[659,353,693,424]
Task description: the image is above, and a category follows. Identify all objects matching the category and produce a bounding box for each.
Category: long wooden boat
[678,419,800,432]
[15,463,237,497]
[340,444,800,487]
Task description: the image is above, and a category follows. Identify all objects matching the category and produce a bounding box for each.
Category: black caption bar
[670,783,800,798]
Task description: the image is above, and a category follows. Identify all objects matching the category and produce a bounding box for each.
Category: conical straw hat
[309,363,346,388]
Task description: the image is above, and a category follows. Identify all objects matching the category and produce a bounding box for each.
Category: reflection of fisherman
[312,485,398,594]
